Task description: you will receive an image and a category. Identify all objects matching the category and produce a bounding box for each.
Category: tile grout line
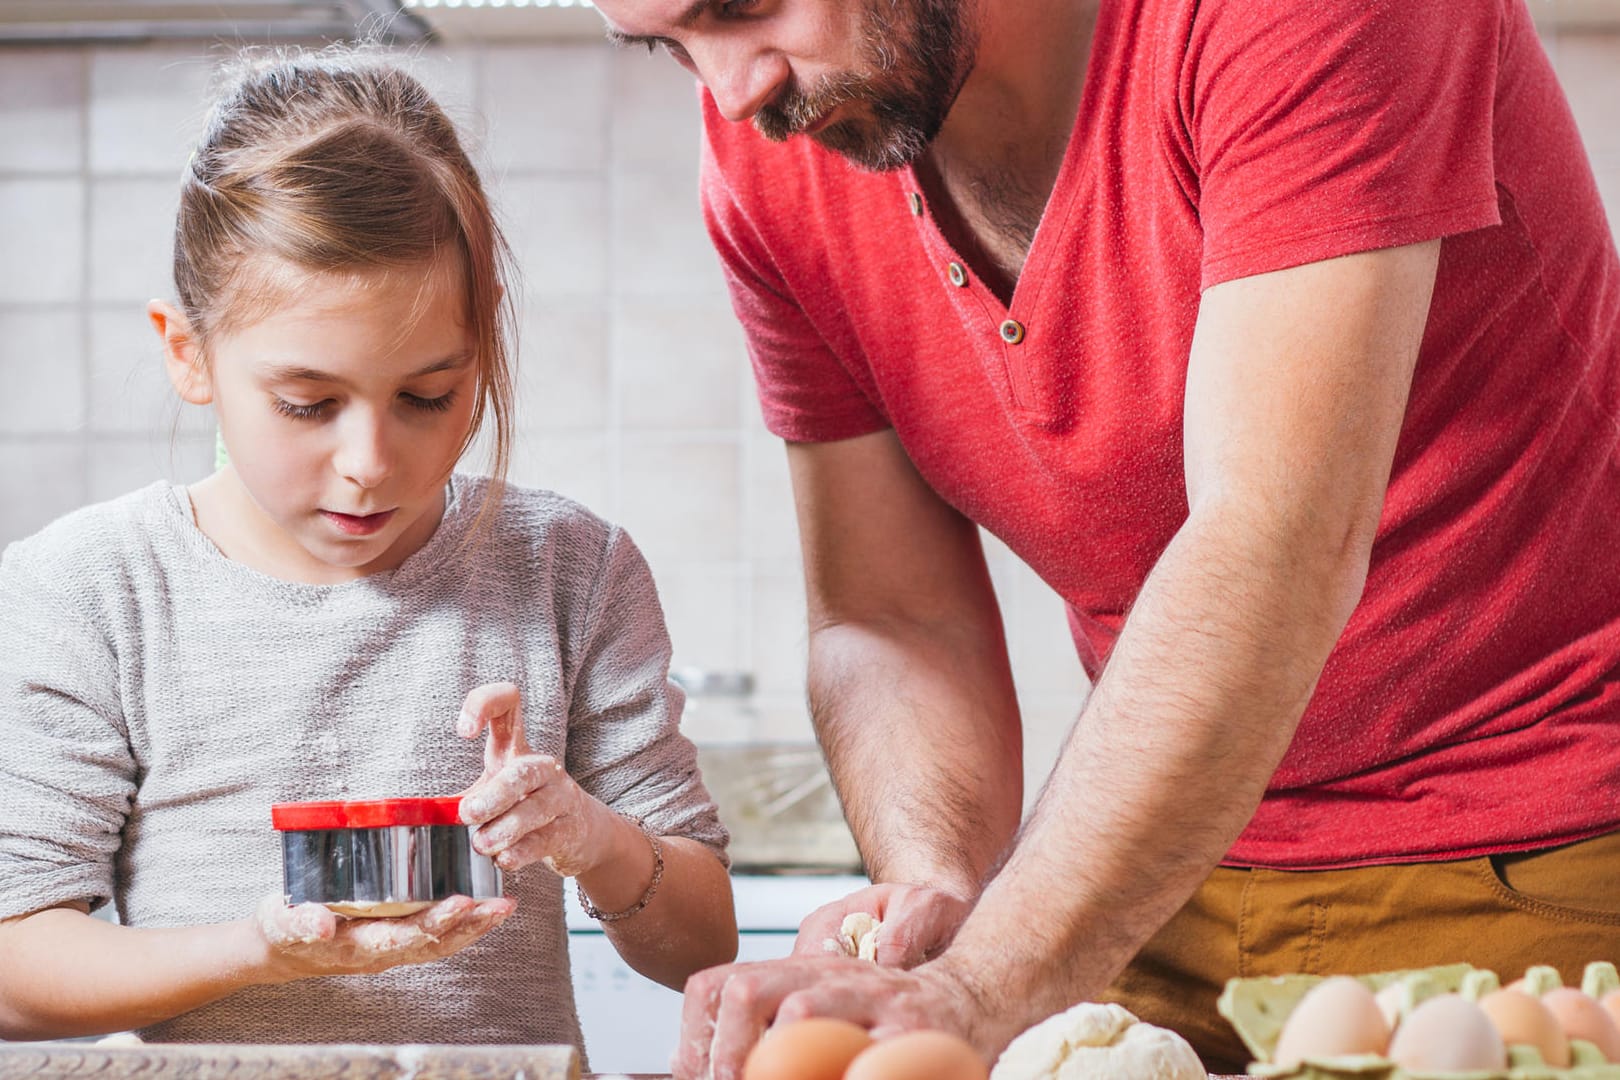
[77,47,93,504]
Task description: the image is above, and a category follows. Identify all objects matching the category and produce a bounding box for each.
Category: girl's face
[157,259,480,583]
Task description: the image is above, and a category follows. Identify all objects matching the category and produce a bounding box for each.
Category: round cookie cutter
[272,797,504,918]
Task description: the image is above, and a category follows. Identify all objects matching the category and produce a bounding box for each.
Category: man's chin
[811,121,927,173]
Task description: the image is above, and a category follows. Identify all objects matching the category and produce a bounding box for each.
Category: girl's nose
[333,414,392,491]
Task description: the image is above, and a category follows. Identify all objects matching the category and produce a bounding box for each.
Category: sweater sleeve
[0,545,135,921]
[562,527,730,866]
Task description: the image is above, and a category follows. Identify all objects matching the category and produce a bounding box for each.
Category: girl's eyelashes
[403,390,457,414]
[273,397,333,421]
[270,391,457,420]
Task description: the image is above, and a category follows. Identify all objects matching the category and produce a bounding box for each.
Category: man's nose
[694,39,790,122]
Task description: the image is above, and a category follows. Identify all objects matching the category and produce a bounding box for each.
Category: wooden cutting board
[0,1042,579,1079]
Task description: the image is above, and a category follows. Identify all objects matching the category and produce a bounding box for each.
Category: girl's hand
[252,893,516,982]
[455,682,619,878]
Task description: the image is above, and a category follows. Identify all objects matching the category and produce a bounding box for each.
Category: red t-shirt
[700,0,1620,867]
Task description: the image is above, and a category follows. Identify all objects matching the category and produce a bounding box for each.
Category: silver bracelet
[576,818,664,923]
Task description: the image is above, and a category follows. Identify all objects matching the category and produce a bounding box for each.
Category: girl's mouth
[321,509,396,536]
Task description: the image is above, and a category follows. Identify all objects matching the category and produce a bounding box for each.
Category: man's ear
[148,300,213,406]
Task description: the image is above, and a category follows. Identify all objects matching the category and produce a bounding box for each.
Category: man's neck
[917,0,1103,300]
[934,0,1101,169]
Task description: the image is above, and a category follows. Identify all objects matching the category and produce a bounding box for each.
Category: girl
[0,49,736,1052]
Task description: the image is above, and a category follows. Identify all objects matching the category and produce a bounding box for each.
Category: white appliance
[565,874,868,1075]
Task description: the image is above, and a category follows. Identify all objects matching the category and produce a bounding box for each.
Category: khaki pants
[1103,830,1620,1074]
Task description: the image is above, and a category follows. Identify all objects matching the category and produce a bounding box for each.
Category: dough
[837,912,882,961]
[990,1002,1205,1080]
[325,899,434,918]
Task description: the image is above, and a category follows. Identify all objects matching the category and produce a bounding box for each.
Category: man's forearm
[809,615,1024,897]
[936,503,1370,1039]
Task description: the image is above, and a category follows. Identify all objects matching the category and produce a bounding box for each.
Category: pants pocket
[1484,830,1620,925]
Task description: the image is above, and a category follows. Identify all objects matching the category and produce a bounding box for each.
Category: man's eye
[273,398,332,421]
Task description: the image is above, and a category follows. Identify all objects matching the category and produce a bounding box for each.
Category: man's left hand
[673,956,990,1080]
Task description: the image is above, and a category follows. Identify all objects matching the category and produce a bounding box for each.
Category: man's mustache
[754,73,864,141]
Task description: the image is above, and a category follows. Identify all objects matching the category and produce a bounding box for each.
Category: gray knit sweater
[0,475,728,1051]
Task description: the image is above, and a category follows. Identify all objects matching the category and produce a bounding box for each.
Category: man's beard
[752,0,974,172]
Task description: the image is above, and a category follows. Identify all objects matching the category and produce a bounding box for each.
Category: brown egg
[1478,989,1571,1067]
[742,1017,874,1080]
[1273,976,1392,1067]
[1388,994,1508,1072]
[1600,990,1620,1036]
[1543,987,1620,1062]
[844,1030,989,1080]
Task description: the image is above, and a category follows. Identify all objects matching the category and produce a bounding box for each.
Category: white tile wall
[0,179,84,302]
[0,441,89,539]
[1,32,1616,789]
[87,435,214,503]
[0,310,85,434]
[86,307,209,436]
[609,52,704,172]
[611,168,728,296]
[617,436,741,567]
[481,45,611,176]
[88,48,212,175]
[517,296,613,431]
[497,173,611,296]
[614,296,748,430]
[508,431,614,514]
[88,179,180,303]
[1555,32,1620,159]
[0,50,85,174]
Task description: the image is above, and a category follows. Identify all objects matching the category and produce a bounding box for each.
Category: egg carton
[1217,962,1620,1080]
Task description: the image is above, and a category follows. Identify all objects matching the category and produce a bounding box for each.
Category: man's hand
[455,681,621,878]
[253,894,516,981]
[674,956,987,1080]
[792,883,973,968]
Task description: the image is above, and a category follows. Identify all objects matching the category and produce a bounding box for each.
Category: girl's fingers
[460,753,564,825]
[471,793,563,858]
[486,830,559,875]
[456,682,530,765]
[258,896,337,947]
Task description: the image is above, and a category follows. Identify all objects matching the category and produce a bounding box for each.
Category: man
[591,0,1620,1076]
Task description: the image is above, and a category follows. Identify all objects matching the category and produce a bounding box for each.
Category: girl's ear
[148,300,213,406]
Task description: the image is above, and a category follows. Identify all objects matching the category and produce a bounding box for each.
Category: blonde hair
[174,46,515,504]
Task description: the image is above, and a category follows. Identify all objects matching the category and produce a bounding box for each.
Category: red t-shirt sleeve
[1184,0,1507,289]
[699,108,890,443]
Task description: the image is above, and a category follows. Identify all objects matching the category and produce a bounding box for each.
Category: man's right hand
[252,893,516,981]
[792,883,973,969]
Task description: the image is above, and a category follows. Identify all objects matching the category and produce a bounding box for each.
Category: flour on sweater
[0,475,728,1050]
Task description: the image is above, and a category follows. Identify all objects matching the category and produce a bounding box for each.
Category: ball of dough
[990,1002,1205,1080]
[838,912,882,961]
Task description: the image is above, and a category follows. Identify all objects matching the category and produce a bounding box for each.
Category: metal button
[947,262,967,287]
[908,192,923,216]
[999,319,1026,344]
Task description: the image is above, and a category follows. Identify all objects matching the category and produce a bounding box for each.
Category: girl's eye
[717,0,760,17]
[274,398,333,421]
[403,391,457,414]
